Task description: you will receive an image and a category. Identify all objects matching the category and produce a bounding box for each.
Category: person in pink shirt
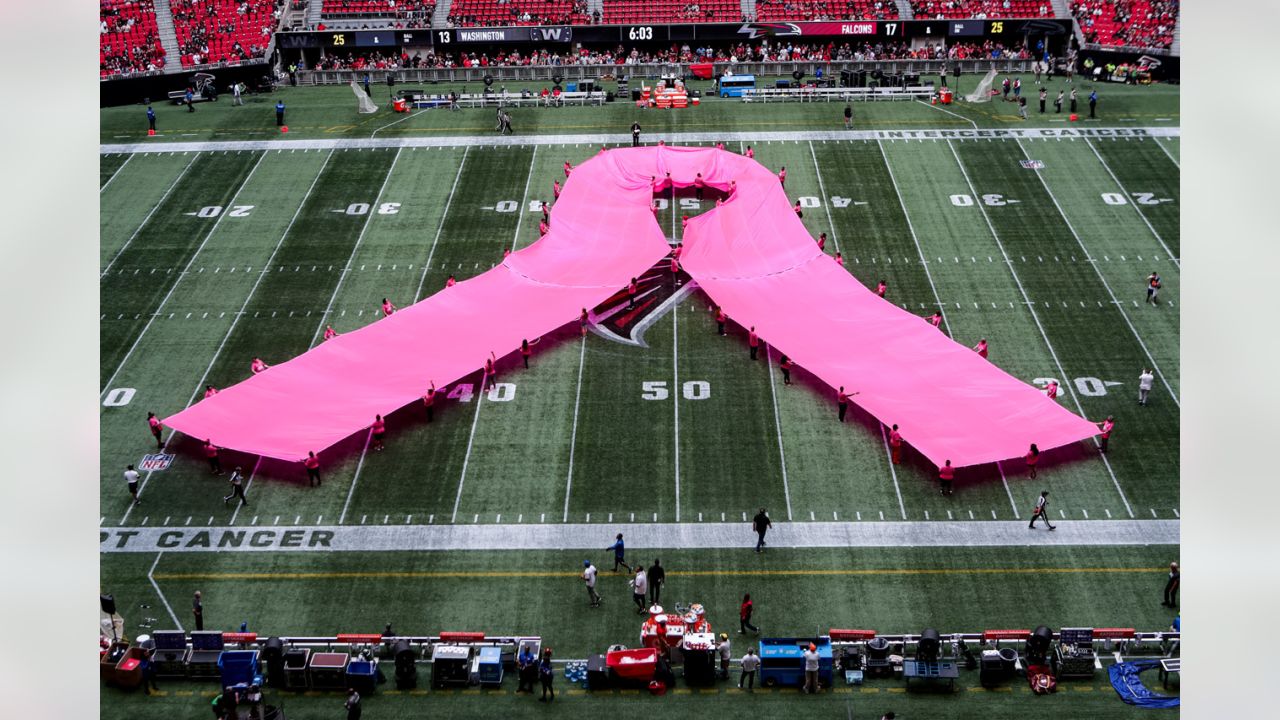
[1026,443,1040,479]
[502,248,511,259]
[541,202,550,224]
[1044,380,1059,399]
[669,252,680,280]
[482,351,498,392]
[973,339,988,359]
[793,200,803,219]
[563,161,573,178]
[539,220,549,237]
[203,439,223,475]
[875,280,887,298]
[553,179,561,199]
[520,337,541,368]
[816,232,826,251]
[371,414,386,451]
[889,424,903,465]
[938,460,955,496]
[715,306,727,336]
[147,412,163,448]
[382,298,396,317]
[445,275,456,288]
[580,308,589,337]
[779,355,794,385]
[323,325,337,341]
[836,386,859,422]
[681,215,689,231]
[303,451,321,486]
[778,166,787,187]
[694,174,706,200]
[927,312,943,328]
[835,252,844,267]
[422,381,437,422]
[715,142,725,150]
[204,385,219,399]
[745,146,754,159]
[651,199,660,218]
[747,326,759,361]
[1097,416,1115,452]
[627,277,638,309]
[250,357,269,375]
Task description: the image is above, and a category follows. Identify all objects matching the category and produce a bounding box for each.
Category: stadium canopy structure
[165,146,1098,468]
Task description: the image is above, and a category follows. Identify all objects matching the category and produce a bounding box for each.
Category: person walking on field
[124,464,141,505]
[147,411,163,448]
[1162,562,1179,607]
[631,121,641,147]
[973,338,989,359]
[889,424,903,465]
[717,633,732,679]
[739,647,760,689]
[223,466,249,506]
[1028,490,1056,530]
[371,414,386,451]
[607,533,632,573]
[1097,415,1115,452]
[630,566,648,613]
[1146,272,1162,304]
[192,591,204,631]
[648,559,666,605]
[752,508,772,552]
[582,560,601,608]
[739,593,760,634]
[1026,443,1040,479]
[779,354,794,385]
[843,104,852,129]
[203,439,223,475]
[938,460,955,496]
[747,326,759,360]
[1138,368,1154,405]
[538,649,555,702]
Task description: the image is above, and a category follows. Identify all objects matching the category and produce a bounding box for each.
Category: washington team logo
[590,259,696,347]
[139,453,174,471]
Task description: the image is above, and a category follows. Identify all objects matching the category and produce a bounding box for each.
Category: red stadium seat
[1071,0,1177,50]
[170,0,284,68]
[99,0,166,78]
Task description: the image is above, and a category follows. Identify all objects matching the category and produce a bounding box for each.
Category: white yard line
[371,109,421,138]
[228,456,264,525]
[101,153,199,278]
[996,461,1020,519]
[561,335,588,522]
[1083,138,1180,269]
[875,139,953,336]
[338,430,375,525]
[412,146,469,301]
[147,552,184,631]
[945,139,1136,519]
[100,153,134,193]
[1014,136,1180,408]
[807,140,843,255]
[879,426,908,519]
[509,145,539,252]
[672,279,682,523]
[118,151,334,525]
[101,150,264,398]
[451,386,486,524]
[1153,137,1180,169]
[310,147,404,346]
[764,346,794,521]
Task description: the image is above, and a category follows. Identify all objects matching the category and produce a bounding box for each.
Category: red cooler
[941,89,953,105]
[606,648,658,681]
[393,98,407,113]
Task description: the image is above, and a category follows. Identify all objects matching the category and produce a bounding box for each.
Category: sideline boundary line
[945,139,1136,519]
[100,127,1180,154]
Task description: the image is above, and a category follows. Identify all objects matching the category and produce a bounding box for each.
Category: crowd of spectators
[446,0,590,28]
[1071,0,1176,49]
[911,0,1049,19]
[320,1,435,28]
[753,0,898,22]
[100,0,166,77]
[171,0,284,67]
[306,38,1032,70]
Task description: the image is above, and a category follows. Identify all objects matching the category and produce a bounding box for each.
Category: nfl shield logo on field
[1020,160,1045,169]
[139,453,174,471]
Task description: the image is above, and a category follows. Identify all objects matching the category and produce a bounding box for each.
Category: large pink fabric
[165,146,1098,467]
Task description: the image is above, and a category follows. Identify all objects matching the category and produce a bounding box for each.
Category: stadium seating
[100,0,166,77]
[449,0,591,27]
[753,0,899,21]
[171,0,284,68]
[600,0,744,24]
[320,0,435,25]
[1071,0,1177,49]
[910,0,1050,19]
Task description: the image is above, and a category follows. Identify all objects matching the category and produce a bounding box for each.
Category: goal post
[964,69,998,103]
[351,80,379,114]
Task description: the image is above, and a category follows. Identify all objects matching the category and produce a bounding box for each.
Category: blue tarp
[1109,660,1180,709]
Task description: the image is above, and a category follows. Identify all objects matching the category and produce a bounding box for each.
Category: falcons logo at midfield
[589,259,696,347]
[737,22,803,40]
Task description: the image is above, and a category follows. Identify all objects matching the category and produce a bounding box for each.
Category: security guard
[146,105,156,132]
[275,99,286,126]
[631,121,641,147]
[1088,89,1098,118]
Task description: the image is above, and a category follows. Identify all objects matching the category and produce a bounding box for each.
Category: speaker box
[262,637,286,687]
[100,594,117,615]
[916,628,940,662]
[840,70,851,88]
[587,654,609,690]
[387,73,396,87]
[631,88,641,101]
[854,69,867,87]
[1027,625,1053,661]
[393,640,417,689]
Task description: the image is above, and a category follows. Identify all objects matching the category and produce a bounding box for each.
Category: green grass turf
[100,75,1181,143]
[99,83,1179,717]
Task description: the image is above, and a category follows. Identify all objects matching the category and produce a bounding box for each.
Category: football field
[99,85,1180,717]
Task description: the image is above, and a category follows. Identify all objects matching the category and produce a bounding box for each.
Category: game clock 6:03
[627,26,655,41]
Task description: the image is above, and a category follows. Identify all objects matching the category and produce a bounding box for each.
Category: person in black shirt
[1162,562,1179,607]
[648,559,665,605]
[631,121,641,147]
[193,590,204,631]
[1039,87,1047,113]
[752,508,772,552]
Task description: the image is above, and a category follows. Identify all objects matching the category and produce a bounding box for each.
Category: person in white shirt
[124,464,141,505]
[739,648,760,690]
[582,560,600,608]
[630,567,647,614]
[717,633,732,679]
[802,643,820,693]
[1138,368,1155,405]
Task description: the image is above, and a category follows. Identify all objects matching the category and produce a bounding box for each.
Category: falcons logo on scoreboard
[589,259,697,347]
[737,22,802,40]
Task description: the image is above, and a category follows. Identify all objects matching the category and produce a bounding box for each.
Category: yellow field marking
[154,566,1165,581]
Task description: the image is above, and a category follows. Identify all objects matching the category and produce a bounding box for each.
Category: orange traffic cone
[148,129,155,136]
[281,125,289,133]
[1069,113,1078,122]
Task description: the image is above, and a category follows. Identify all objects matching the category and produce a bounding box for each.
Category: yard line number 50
[642,380,711,400]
